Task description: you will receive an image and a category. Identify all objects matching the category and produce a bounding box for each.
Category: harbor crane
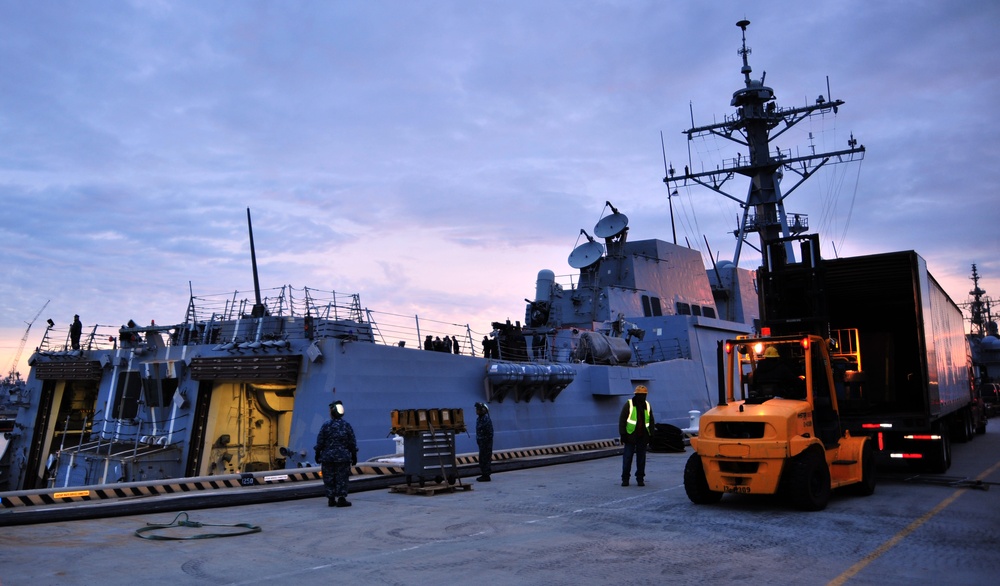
[5,300,49,381]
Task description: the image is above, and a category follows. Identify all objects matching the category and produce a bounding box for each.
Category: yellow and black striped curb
[0,438,619,510]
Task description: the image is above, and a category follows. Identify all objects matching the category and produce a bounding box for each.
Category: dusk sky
[2,1,998,376]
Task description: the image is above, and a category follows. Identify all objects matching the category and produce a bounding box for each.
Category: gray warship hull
[1,216,757,492]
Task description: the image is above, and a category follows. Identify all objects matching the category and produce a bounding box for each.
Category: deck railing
[34,285,487,358]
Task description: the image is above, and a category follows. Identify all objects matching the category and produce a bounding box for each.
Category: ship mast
[964,263,995,337]
[664,19,866,266]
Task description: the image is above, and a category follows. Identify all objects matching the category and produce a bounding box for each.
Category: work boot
[621,479,629,487]
[336,497,352,507]
[637,479,645,487]
[476,476,491,482]
[328,497,336,507]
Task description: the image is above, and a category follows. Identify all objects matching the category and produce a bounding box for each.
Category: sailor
[314,400,358,507]
[424,335,434,350]
[475,402,494,482]
[70,315,82,350]
[452,336,460,354]
[619,384,655,486]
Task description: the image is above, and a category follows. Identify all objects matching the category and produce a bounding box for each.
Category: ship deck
[2,429,999,585]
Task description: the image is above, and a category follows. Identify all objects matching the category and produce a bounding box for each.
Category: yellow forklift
[683,334,875,511]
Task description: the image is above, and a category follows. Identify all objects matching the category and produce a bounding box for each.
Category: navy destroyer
[0,20,860,493]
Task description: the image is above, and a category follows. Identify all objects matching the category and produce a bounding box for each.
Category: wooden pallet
[389,482,473,496]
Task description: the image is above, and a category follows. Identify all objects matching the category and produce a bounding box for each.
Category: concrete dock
[2,428,999,586]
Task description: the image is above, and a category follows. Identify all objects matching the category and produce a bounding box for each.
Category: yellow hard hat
[634,384,648,394]
[763,346,780,358]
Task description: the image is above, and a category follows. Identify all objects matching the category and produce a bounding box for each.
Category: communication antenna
[594,202,629,240]
[567,229,605,269]
[247,208,268,318]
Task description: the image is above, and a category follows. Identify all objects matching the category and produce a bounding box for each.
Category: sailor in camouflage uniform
[475,402,494,482]
[314,400,358,507]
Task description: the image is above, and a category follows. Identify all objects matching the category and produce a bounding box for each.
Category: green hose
[135,511,262,540]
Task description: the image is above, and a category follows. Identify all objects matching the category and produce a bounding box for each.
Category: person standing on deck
[475,402,494,482]
[619,385,654,486]
[315,400,358,507]
[70,315,82,350]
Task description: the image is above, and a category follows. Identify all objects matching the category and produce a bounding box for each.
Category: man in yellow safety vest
[618,384,655,486]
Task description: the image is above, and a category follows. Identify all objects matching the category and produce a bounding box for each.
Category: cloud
[1,1,999,375]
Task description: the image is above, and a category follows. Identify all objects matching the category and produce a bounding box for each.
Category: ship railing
[741,211,809,235]
[35,323,123,355]
[183,284,490,355]
[632,337,687,364]
[553,273,579,290]
[29,285,497,359]
[364,309,482,355]
[50,438,179,488]
[183,285,366,323]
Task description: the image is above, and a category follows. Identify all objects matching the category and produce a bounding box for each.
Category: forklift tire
[786,447,831,511]
[683,453,723,505]
[848,439,876,497]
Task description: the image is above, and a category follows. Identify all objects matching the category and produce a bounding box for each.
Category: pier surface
[2,429,999,585]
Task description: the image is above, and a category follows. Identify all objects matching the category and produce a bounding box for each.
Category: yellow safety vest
[625,399,651,434]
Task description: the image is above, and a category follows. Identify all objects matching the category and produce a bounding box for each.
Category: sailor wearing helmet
[619,384,655,486]
[314,400,358,507]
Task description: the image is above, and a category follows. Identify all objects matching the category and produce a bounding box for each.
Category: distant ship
[965,264,1000,396]
[0,20,861,492]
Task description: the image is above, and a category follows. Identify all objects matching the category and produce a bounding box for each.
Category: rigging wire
[835,160,864,257]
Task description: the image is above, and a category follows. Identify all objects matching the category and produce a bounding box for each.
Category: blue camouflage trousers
[322,462,351,499]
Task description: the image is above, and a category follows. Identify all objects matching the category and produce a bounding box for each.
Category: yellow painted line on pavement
[828,458,1000,586]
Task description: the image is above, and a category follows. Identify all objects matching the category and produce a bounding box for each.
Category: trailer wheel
[848,439,876,497]
[954,409,973,443]
[928,431,951,473]
[683,453,723,505]
[786,447,831,511]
